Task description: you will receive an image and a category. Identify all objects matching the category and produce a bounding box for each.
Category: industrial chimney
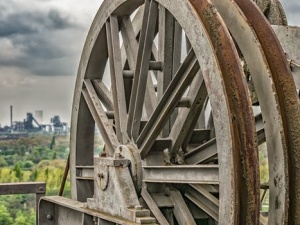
[10,105,13,130]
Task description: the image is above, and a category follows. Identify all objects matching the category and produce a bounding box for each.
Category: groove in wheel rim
[210,1,289,224]
[70,0,260,224]
[234,1,300,224]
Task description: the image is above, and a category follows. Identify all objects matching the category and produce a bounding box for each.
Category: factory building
[0,106,69,139]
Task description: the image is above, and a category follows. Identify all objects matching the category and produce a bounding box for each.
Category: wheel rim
[234,1,300,224]
[211,1,289,224]
[70,0,260,224]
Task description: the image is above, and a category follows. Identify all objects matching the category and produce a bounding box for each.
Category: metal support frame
[42,0,300,224]
[0,182,46,225]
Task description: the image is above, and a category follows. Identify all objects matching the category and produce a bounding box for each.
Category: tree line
[0,135,70,225]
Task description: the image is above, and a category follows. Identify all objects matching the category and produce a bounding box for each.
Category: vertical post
[10,105,13,131]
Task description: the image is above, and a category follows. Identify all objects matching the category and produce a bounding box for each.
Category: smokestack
[10,105,13,129]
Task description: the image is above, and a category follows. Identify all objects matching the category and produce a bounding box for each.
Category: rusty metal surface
[189,1,260,224]
[235,0,300,224]
[211,1,289,223]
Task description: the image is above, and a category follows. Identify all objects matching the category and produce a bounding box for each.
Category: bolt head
[46,214,53,220]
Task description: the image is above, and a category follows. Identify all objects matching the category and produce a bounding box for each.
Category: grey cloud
[0,2,86,77]
[14,35,66,59]
[0,33,80,76]
[47,10,75,29]
[281,0,300,25]
[286,4,300,14]
[0,9,77,37]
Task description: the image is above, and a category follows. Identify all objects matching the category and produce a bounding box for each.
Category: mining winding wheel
[40,0,300,224]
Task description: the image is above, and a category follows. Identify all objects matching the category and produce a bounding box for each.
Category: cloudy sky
[0,0,299,126]
[0,0,101,126]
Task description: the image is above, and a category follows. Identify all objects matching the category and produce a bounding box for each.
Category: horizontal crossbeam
[142,165,219,184]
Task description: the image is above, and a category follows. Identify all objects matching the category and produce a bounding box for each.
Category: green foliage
[0,204,13,225]
[14,163,22,181]
[0,156,8,167]
[21,161,34,170]
[259,143,269,182]
[13,210,35,225]
[0,134,71,223]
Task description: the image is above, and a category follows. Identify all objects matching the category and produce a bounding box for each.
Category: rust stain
[189,0,260,224]
[235,0,300,224]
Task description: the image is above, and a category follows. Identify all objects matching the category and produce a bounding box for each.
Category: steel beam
[142,165,219,184]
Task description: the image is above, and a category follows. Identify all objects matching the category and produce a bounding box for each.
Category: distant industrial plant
[0,106,69,139]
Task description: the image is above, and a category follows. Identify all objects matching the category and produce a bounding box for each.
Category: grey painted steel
[39,196,144,225]
[86,157,155,223]
[70,0,143,201]
[0,182,46,195]
[83,79,119,155]
[128,0,158,140]
[71,0,244,223]
[142,165,219,184]
[126,5,247,223]
[169,72,207,157]
[157,6,176,137]
[169,190,197,225]
[185,138,217,165]
[137,51,200,158]
[92,80,114,111]
[186,185,219,221]
[0,182,46,225]
[141,188,170,224]
[66,0,275,224]
[106,16,129,144]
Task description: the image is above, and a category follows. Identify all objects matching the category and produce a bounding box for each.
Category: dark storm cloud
[0,9,76,37]
[0,4,84,76]
[14,35,66,59]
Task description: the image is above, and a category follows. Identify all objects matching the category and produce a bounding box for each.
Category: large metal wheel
[69,0,299,224]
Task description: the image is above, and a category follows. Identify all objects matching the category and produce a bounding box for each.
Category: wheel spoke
[169,190,197,225]
[185,113,264,165]
[120,16,157,119]
[185,138,217,165]
[127,0,159,140]
[120,17,138,69]
[82,79,119,155]
[173,20,182,76]
[157,6,176,136]
[169,72,207,157]
[185,184,219,221]
[92,80,113,111]
[137,50,199,158]
[141,188,170,225]
[157,5,175,96]
[106,16,128,143]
